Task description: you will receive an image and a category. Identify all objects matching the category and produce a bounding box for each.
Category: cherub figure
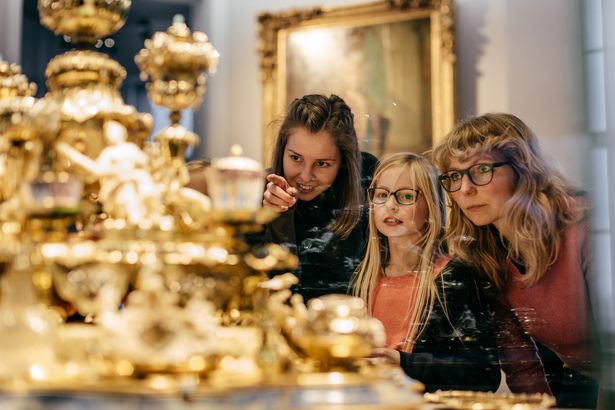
[146,142,211,219]
[56,120,164,226]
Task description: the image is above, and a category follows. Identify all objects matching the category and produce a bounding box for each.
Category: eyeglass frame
[367,187,421,205]
[438,162,510,193]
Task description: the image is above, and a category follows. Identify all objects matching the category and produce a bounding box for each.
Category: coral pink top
[372,274,419,352]
[371,258,450,353]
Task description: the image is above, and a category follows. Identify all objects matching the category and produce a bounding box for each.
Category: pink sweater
[504,219,594,376]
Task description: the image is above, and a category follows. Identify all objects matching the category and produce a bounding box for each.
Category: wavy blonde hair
[431,113,581,290]
[350,152,445,351]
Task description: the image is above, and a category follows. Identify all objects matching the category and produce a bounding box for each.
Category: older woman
[431,112,597,408]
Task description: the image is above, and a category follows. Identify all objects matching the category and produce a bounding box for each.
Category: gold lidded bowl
[44,50,153,157]
[38,0,131,45]
[135,14,219,111]
[293,295,385,367]
[45,50,126,93]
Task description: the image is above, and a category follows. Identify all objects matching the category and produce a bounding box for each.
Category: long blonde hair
[350,152,445,351]
[431,112,582,290]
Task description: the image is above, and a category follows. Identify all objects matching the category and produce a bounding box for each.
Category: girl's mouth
[383,217,402,225]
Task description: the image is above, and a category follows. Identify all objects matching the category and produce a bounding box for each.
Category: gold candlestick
[136,14,219,164]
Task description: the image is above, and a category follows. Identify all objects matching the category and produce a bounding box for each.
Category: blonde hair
[350,152,445,351]
[431,112,582,290]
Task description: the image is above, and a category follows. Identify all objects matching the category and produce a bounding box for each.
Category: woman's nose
[298,165,312,181]
[459,174,476,195]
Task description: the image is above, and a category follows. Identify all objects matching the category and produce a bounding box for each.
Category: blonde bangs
[431,136,493,172]
[434,113,581,291]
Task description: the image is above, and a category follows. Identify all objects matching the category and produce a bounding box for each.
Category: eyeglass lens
[369,188,419,205]
[439,163,504,192]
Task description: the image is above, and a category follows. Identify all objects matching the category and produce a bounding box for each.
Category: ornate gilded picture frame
[258,0,455,164]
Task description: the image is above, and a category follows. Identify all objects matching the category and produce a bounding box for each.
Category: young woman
[351,152,500,392]
[431,113,597,408]
[262,94,378,301]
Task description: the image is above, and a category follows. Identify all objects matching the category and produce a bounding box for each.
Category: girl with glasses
[262,94,378,301]
[432,113,597,408]
[350,152,500,392]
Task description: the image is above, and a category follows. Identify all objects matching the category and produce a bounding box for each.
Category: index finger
[266,174,289,190]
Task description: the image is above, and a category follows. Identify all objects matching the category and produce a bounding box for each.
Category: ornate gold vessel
[45,50,152,161]
[135,14,218,112]
[135,14,218,187]
[38,0,131,45]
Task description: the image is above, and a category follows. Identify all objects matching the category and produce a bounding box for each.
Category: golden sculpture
[57,120,166,227]
[0,1,430,408]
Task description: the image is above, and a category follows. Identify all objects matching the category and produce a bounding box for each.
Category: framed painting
[258,0,456,164]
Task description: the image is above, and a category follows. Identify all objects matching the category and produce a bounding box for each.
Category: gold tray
[424,390,555,410]
[0,371,417,398]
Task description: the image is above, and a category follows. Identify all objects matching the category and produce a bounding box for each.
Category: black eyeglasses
[368,188,420,205]
[438,162,509,193]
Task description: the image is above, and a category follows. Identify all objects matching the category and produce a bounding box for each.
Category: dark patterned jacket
[399,261,501,392]
[264,152,378,301]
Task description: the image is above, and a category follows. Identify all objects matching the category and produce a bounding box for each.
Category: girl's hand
[263,174,298,212]
[369,347,401,365]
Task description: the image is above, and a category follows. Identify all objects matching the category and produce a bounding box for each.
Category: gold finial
[230,144,243,157]
[168,14,191,39]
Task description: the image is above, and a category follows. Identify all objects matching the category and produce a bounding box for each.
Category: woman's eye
[315,161,330,168]
[449,172,462,181]
[477,164,492,173]
[289,154,301,162]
